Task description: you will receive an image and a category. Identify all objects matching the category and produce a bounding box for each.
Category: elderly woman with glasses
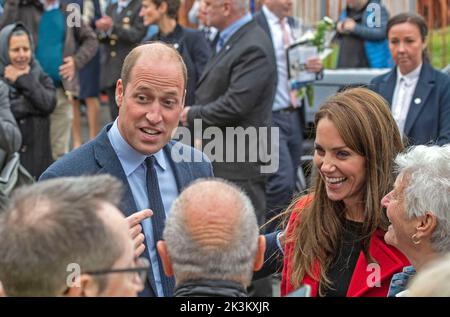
[381,145,450,297]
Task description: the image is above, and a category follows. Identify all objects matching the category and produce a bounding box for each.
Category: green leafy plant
[311,16,335,53]
[297,17,335,106]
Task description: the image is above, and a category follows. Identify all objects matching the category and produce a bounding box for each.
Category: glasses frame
[84,257,150,285]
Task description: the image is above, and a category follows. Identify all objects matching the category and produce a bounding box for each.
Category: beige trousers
[50,88,73,160]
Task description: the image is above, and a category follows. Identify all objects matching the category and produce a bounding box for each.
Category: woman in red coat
[280,88,410,297]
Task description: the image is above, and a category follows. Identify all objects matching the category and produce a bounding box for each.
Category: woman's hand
[4,65,30,83]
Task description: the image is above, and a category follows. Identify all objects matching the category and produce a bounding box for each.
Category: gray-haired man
[0,175,149,296]
[157,178,266,296]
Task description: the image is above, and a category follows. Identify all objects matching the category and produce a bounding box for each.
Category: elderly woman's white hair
[395,145,450,253]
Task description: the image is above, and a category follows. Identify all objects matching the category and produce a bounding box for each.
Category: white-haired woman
[381,144,450,296]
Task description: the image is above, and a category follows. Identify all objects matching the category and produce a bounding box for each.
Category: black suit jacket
[187,19,276,179]
[99,0,147,89]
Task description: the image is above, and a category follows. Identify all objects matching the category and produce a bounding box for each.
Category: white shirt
[392,63,422,136]
[262,5,294,111]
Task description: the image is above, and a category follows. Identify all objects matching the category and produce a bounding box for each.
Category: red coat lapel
[346,230,410,297]
[285,230,410,297]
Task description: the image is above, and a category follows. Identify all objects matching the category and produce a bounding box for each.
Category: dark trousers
[105,86,119,121]
[231,177,273,297]
[265,109,303,232]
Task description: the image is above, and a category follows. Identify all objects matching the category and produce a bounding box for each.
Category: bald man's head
[120,42,188,91]
[159,178,265,286]
[179,180,244,249]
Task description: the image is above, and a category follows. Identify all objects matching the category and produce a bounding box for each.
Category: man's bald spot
[120,42,187,90]
[181,181,244,250]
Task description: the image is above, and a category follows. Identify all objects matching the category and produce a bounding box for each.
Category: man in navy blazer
[40,43,213,297]
[370,61,450,146]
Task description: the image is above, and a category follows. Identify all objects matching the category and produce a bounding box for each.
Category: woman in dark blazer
[370,13,450,146]
[139,0,211,106]
[0,23,56,179]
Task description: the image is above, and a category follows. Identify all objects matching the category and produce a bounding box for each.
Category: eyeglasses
[85,257,150,285]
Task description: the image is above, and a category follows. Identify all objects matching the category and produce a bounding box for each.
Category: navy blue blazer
[370,62,450,146]
[40,123,214,296]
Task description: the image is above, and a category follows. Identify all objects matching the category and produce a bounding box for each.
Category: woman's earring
[411,233,421,245]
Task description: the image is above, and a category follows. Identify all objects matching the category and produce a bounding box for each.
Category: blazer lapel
[163,142,194,192]
[257,12,273,44]
[346,231,407,297]
[93,124,138,217]
[378,68,397,107]
[404,63,435,136]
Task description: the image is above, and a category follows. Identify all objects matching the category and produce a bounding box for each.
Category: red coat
[281,196,410,297]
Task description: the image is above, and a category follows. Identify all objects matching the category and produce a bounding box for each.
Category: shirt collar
[118,0,131,9]
[219,13,252,45]
[108,120,167,176]
[262,5,285,25]
[41,0,60,11]
[397,63,422,86]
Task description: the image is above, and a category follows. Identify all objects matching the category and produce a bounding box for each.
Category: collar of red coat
[281,195,410,297]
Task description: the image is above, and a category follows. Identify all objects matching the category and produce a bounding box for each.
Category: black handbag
[0,150,35,211]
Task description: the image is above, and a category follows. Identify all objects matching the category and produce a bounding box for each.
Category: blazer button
[111,51,117,57]
[110,39,116,46]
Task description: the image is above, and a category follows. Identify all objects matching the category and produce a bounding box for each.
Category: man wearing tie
[254,0,323,231]
[40,43,214,297]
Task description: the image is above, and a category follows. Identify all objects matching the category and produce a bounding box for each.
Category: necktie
[280,19,300,108]
[145,156,175,297]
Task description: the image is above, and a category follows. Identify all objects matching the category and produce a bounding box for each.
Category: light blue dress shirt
[216,12,252,53]
[262,5,293,111]
[107,120,178,297]
[116,0,131,14]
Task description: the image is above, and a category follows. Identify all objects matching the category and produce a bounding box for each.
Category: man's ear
[115,79,124,109]
[253,235,266,272]
[157,241,174,277]
[416,211,437,240]
[222,0,232,17]
[64,274,101,297]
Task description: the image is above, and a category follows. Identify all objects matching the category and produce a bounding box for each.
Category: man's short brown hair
[120,42,188,91]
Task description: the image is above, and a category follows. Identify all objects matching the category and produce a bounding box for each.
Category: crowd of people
[0,0,449,298]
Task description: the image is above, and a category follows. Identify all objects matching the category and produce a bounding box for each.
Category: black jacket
[151,24,211,106]
[0,80,21,156]
[188,19,276,179]
[99,0,147,89]
[174,279,248,297]
[0,23,56,178]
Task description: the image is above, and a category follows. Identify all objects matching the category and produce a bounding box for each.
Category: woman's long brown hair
[285,88,404,296]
